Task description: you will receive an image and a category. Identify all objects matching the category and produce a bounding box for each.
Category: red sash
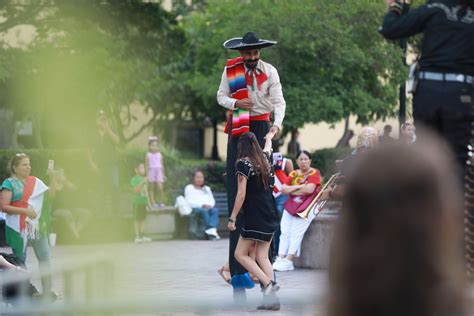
[10,176,36,232]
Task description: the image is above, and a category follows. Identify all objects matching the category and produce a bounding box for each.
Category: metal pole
[399,38,407,130]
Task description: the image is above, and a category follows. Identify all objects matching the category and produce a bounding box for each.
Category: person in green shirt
[130,163,151,243]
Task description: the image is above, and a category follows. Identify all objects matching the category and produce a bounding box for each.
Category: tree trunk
[33,114,44,149]
[211,118,220,160]
[335,117,352,149]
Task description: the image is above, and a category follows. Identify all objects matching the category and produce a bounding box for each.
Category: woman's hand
[25,208,37,219]
[228,220,236,231]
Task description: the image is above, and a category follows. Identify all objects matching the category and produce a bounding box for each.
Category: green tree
[2,0,185,148]
[181,0,406,135]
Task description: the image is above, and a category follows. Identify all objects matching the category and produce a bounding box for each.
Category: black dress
[236,152,279,242]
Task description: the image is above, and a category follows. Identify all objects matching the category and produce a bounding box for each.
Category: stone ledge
[144,207,178,239]
[293,209,338,270]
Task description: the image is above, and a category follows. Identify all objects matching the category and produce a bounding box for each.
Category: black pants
[413,80,474,168]
[226,120,269,277]
[414,80,474,271]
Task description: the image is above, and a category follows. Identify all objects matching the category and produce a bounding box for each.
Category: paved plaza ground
[19,239,327,315]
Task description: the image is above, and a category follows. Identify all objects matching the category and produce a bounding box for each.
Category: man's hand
[202,204,212,209]
[235,98,253,110]
[266,126,280,140]
[228,221,236,231]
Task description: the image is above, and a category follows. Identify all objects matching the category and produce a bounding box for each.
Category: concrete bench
[143,206,178,240]
[293,205,339,270]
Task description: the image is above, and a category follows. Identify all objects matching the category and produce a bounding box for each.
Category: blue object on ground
[230,272,255,289]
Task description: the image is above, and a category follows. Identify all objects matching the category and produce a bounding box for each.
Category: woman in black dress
[227,132,280,310]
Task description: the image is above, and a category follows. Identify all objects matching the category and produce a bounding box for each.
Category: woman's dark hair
[296,150,311,160]
[192,169,205,186]
[236,132,270,189]
[328,134,465,316]
[8,154,30,176]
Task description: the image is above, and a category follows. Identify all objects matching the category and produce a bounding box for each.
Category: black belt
[418,71,474,85]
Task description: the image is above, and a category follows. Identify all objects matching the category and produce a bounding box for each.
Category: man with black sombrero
[217,31,286,302]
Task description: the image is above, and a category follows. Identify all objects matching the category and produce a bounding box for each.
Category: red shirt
[285,168,321,186]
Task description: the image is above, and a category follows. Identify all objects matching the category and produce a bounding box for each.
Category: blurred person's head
[148,137,159,153]
[192,169,205,188]
[135,163,145,176]
[401,122,417,143]
[96,110,108,129]
[328,132,465,316]
[383,124,392,135]
[8,154,31,178]
[355,127,378,153]
[296,150,312,172]
[237,132,270,189]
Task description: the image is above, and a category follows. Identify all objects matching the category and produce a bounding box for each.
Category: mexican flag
[5,176,50,257]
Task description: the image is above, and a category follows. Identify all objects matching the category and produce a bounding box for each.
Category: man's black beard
[244,59,259,69]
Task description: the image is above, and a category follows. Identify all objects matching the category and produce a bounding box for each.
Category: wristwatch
[228,217,236,223]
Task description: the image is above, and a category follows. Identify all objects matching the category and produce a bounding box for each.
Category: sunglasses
[15,153,27,157]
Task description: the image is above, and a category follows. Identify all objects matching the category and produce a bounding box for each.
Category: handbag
[175,195,192,216]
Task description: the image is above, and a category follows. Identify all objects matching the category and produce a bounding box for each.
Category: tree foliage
[1,0,185,147]
[181,0,406,131]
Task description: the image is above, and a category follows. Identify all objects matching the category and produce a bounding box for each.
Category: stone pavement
[20,239,328,315]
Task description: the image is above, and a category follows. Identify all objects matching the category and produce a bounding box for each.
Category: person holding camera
[380,0,474,276]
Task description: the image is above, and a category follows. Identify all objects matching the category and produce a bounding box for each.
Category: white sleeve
[206,186,216,208]
[268,67,286,130]
[217,67,238,110]
[184,185,201,209]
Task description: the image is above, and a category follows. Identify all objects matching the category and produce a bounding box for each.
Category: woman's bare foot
[217,265,231,284]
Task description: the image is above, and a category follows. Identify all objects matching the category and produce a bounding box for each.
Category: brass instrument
[297,173,339,220]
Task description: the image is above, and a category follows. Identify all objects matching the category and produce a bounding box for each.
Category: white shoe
[272,257,285,271]
[134,237,143,244]
[141,236,152,242]
[205,228,217,236]
[273,258,294,272]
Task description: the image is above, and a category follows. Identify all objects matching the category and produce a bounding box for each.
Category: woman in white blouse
[184,170,220,240]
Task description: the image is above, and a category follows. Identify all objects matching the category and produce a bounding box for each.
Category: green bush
[311,147,353,179]
[0,148,227,205]
[0,147,349,200]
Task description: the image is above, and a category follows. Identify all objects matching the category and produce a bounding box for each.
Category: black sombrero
[223,32,277,50]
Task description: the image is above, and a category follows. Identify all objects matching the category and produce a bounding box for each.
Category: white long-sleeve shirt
[216,59,286,130]
[184,184,216,209]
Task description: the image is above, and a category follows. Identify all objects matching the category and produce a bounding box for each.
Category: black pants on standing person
[226,119,269,300]
[413,80,474,274]
[414,80,474,169]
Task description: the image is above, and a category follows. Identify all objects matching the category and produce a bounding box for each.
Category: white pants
[278,209,315,257]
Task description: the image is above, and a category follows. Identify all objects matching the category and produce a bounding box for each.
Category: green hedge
[310,147,353,179]
[0,146,350,200]
[0,148,227,200]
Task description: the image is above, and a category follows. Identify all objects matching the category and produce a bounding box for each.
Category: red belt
[250,113,271,121]
[224,112,270,134]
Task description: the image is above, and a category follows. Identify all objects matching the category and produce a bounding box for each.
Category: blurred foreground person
[328,134,466,316]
